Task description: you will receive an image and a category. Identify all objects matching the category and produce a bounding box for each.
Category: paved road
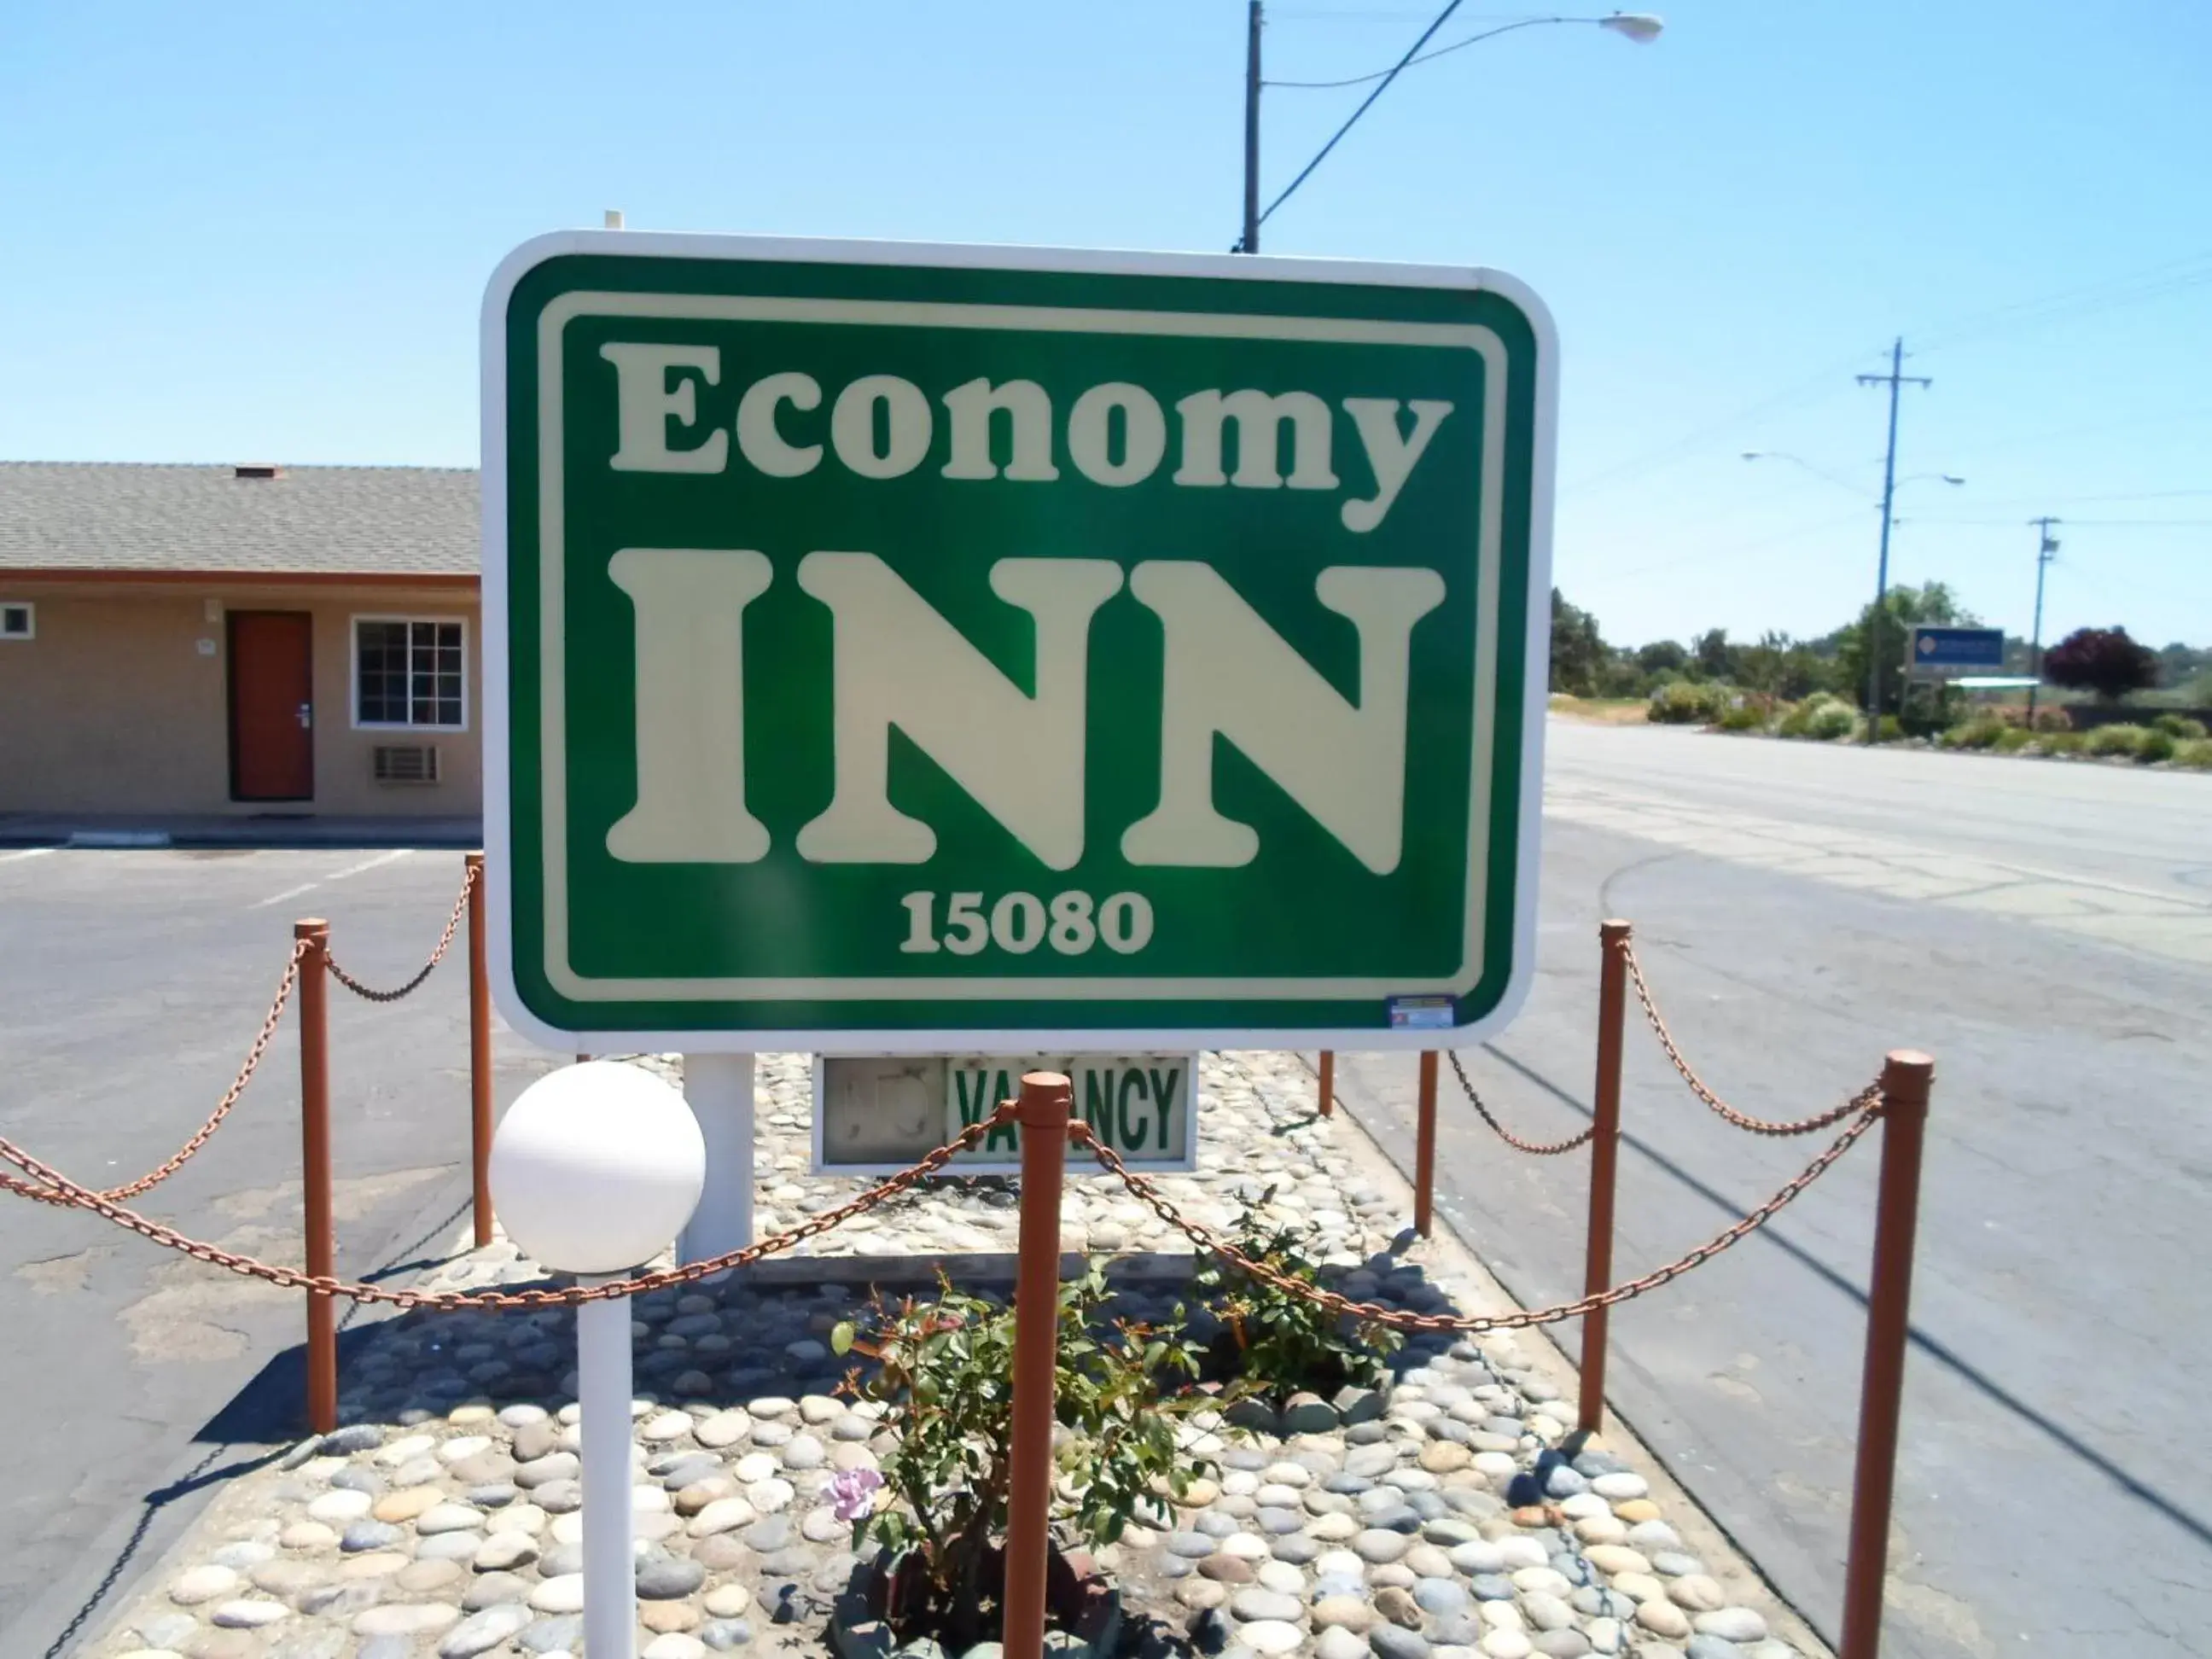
[0,848,555,1658]
[1334,722,2212,1658]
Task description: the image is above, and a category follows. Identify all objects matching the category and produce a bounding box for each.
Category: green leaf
[830,1321,856,1356]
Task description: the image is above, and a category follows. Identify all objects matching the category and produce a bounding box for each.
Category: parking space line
[250,848,413,909]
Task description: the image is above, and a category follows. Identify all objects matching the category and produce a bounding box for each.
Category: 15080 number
[899,891,1155,957]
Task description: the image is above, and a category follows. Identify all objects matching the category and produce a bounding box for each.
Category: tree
[1832,583,1974,713]
[1548,588,1610,696]
[1691,628,1737,682]
[1635,639,1688,678]
[2045,626,2159,703]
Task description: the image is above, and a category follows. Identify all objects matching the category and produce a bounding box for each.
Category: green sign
[486,234,1552,1051]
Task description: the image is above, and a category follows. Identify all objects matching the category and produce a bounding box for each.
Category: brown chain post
[1579,920,1632,1434]
[1318,1051,1335,1117]
[1414,1051,1438,1236]
[1005,1071,1071,1659]
[295,918,337,1435]
[466,853,493,1249]
[1842,1051,1933,1659]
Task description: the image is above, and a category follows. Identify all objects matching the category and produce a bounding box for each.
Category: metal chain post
[1415,1051,1438,1236]
[1578,919,1631,1434]
[295,918,336,1434]
[1005,1073,1073,1659]
[466,853,494,1248]
[1842,1051,1935,1659]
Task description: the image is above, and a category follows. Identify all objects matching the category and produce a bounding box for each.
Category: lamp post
[1236,4,1663,253]
[491,1062,707,1659]
[2027,517,2061,727]
[1741,450,1964,735]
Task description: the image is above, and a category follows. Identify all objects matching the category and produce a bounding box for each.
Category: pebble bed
[96,1051,1813,1659]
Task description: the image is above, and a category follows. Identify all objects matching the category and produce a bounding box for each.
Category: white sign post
[490,1062,707,1659]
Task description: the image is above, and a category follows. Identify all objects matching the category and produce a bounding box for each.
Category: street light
[1237,5,1664,253]
[1741,452,1965,502]
[1742,448,1965,739]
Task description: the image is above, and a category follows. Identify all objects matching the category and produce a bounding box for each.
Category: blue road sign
[1906,626,2006,679]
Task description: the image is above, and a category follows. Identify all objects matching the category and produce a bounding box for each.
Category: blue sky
[2,1,2206,648]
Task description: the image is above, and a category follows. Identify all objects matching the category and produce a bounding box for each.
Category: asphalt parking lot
[0,847,558,1658]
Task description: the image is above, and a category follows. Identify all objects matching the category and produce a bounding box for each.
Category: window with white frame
[0,602,32,640]
[353,617,465,729]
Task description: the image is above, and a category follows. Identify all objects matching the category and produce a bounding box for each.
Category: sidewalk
[0,812,483,850]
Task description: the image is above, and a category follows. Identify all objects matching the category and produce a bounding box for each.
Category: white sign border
[483,231,1555,1055]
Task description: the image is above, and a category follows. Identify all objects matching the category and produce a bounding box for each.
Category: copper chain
[323,864,477,1003]
[0,1098,1018,1310]
[1617,934,1873,1138]
[0,940,311,1208]
[1445,1051,1594,1155]
[1069,1092,1883,1333]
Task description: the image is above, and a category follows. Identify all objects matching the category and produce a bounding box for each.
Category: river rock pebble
[88,1051,1811,1659]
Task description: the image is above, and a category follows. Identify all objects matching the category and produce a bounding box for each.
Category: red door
[228,612,314,800]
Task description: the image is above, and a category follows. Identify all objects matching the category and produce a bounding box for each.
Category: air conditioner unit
[372,744,440,784]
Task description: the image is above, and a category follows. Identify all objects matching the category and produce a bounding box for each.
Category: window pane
[358,617,464,726]
[357,621,410,723]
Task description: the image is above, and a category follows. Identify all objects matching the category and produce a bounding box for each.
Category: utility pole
[1240,1,1263,253]
[2026,516,2060,728]
[1856,338,1932,742]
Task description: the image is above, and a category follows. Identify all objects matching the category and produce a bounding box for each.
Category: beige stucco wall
[0,579,482,818]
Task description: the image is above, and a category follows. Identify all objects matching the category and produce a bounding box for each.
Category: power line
[1562,348,1877,497]
[1569,252,2212,502]
[1249,0,1474,237]
[1909,249,2212,356]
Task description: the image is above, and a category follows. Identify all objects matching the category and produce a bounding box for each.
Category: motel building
[0,462,483,837]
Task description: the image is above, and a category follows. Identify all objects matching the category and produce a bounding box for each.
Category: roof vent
[233,463,283,480]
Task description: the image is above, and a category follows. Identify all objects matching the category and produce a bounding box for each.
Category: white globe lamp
[491,1061,706,1659]
[490,1060,705,1274]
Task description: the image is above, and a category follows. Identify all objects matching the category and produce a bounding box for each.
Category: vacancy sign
[484,234,1551,1052]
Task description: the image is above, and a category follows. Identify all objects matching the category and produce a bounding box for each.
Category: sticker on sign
[484,232,1554,1053]
[812,1054,1196,1176]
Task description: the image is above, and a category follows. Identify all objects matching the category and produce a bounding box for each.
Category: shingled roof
[0,462,479,577]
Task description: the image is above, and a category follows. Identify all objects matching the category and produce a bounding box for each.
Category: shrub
[2085,724,2147,758]
[2031,706,2074,733]
[1648,680,1726,725]
[1805,700,1858,741]
[1192,1202,1403,1404]
[1993,727,2034,754]
[2151,713,2209,741]
[2039,731,2086,756]
[836,1267,1216,1644]
[1716,701,1766,732]
[2174,738,2212,769]
[1947,719,2005,750]
[2138,729,2177,764]
[1875,714,1906,743]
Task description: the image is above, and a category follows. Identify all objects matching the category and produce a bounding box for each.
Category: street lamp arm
[1267,15,1585,90]
[1249,7,1662,241]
